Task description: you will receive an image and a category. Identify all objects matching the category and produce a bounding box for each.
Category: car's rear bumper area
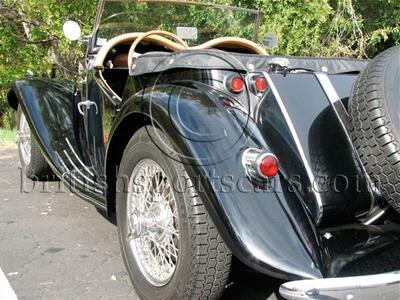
[279,271,400,300]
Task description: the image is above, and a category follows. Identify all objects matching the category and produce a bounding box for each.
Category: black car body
[7,1,400,299]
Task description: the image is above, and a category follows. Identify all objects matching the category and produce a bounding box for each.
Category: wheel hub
[129,201,172,240]
[126,159,179,287]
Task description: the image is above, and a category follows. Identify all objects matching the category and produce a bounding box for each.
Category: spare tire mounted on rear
[349,45,400,212]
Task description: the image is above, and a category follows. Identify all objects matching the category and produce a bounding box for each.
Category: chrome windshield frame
[91,0,261,50]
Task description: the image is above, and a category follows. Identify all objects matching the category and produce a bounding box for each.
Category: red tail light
[242,149,279,180]
[258,154,279,178]
[254,76,268,93]
[229,76,245,93]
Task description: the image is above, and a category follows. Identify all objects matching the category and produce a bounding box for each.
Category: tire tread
[118,127,231,300]
[179,163,232,300]
[349,45,400,212]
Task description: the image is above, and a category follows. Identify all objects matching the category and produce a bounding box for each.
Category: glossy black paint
[322,223,400,277]
[268,73,372,225]
[9,78,106,207]
[108,79,324,279]
[9,60,400,282]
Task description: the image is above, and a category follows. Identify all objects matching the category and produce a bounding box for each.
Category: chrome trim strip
[315,73,375,212]
[55,151,71,174]
[92,0,105,42]
[64,171,104,196]
[364,206,389,225]
[314,73,342,104]
[280,271,400,300]
[245,74,257,118]
[63,150,96,185]
[70,186,106,210]
[62,172,106,206]
[264,72,324,224]
[56,151,101,192]
[63,150,104,194]
[65,138,95,177]
[54,152,106,209]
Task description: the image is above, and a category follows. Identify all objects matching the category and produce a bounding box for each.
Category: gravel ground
[0,146,283,300]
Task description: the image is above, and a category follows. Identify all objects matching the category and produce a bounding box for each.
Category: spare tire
[349,45,400,212]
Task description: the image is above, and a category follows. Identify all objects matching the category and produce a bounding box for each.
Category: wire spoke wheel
[117,127,231,299]
[17,112,32,166]
[16,106,52,180]
[127,159,179,286]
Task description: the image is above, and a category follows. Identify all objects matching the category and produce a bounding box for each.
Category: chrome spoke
[18,113,32,165]
[155,224,179,237]
[126,159,179,287]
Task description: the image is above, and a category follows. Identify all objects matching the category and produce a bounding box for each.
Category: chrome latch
[268,57,290,72]
[77,100,98,115]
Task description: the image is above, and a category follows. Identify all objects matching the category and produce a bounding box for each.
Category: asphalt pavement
[0,146,283,300]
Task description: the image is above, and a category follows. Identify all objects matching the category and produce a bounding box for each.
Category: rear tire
[116,126,231,300]
[349,45,400,212]
[17,106,53,181]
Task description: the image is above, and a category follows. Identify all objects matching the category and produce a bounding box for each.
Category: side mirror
[63,20,81,41]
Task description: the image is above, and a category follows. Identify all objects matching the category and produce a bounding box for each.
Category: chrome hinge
[77,100,98,115]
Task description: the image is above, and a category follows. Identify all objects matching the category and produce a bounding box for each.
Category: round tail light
[258,154,279,178]
[229,76,245,93]
[242,148,279,180]
[254,76,268,93]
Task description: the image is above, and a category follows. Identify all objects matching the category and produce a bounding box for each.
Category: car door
[73,67,107,199]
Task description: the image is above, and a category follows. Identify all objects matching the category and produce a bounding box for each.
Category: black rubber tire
[349,45,400,212]
[116,126,232,300]
[17,106,53,181]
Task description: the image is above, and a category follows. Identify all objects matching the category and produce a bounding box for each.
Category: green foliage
[0,128,16,148]
[261,0,331,56]
[354,0,400,57]
[0,0,97,127]
[0,0,399,128]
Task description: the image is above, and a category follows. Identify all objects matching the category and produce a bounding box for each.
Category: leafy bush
[0,0,97,127]
[0,0,399,128]
[0,128,16,148]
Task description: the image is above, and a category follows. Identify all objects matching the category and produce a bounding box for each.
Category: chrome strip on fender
[63,150,104,194]
[315,73,376,215]
[65,138,95,177]
[264,72,324,224]
[53,152,106,209]
[63,150,97,186]
[55,151,70,174]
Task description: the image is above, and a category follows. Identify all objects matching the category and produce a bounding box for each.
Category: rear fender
[107,81,325,280]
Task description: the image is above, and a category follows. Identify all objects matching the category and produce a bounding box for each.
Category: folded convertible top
[130,49,369,76]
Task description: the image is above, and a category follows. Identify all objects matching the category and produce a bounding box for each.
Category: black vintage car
[7,0,400,299]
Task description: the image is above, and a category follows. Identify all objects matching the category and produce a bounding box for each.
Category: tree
[0,0,96,127]
[0,0,399,128]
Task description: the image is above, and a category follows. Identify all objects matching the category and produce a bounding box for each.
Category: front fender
[9,78,74,171]
[109,81,324,280]
[8,78,104,203]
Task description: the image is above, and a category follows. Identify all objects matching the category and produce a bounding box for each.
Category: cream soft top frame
[93,31,267,70]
